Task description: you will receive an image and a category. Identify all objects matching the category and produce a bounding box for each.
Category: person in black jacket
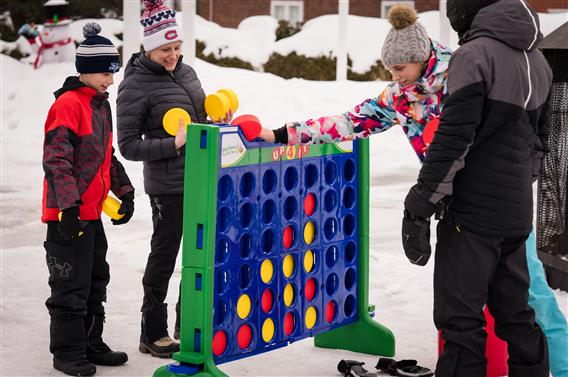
[117,0,229,358]
[402,0,552,376]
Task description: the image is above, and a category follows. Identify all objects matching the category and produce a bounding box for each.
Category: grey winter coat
[117,53,207,194]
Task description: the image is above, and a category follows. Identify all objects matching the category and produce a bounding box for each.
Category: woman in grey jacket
[116,0,213,358]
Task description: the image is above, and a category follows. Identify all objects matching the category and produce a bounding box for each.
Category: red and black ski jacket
[42,76,134,222]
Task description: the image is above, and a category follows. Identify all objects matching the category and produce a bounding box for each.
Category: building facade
[190,0,567,28]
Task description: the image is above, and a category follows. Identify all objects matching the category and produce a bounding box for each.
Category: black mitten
[112,192,134,225]
[401,210,431,266]
[58,206,81,240]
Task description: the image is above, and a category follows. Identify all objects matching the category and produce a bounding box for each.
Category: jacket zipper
[96,103,108,215]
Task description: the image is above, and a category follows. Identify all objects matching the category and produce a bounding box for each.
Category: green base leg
[314,313,395,356]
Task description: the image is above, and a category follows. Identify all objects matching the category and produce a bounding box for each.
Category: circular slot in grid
[261,229,275,254]
[283,196,298,221]
[237,324,252,350]
[215,238,230,264]
[262,169,277,195]
[261,288,274,314]
[212,330,227,356]
[304,250,315,273]
[282,254,295,278]
[238,264,252,290]
[326,300,337,323]
[262,199,276,224]
[304,193,316,216]
[344,294,356,318]
[217,207,231,232]
[284,166,299,191]
[260,259,274,284]
[325,245,339,268]
[343,186,356,209]
[218,175,233,202]
[282,225,295,250]
[324,190,338,213]
[240,172,255,198]
[343,158,356,182]
[324,218,338,241]
[283,282,296,307]
[262,318,275,343]
[326,273,339,296]
[343,213,356,237]
[344,268,356,290]
[239,233,253,259]
[324,160,338,185]
[215,269,230,295]
[304,221,316,245]
[237,294,252,319]
[305,164,318,188]
[305,306,317,330]
[283,311,296,336]
[240,202,254,228]
[345,241,357,264]
[214,300,228,326]
[305,277,317,302]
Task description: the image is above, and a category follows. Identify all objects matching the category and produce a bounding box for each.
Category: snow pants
[433,221,549,377]
[526,231,568,377]
[140,194,182,343]
[44,220,109,361]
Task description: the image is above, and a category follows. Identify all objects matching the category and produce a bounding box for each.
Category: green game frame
[154,125,395,377]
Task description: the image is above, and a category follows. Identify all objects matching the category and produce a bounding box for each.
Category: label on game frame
[220,133,247,167]
[335,140,353,153]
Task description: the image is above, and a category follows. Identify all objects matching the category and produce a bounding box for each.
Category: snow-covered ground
[2,12,568,377]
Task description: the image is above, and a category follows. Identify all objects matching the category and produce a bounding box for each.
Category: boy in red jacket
[41,23,135,377]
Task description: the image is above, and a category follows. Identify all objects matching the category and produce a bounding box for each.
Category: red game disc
[261,288,273,313]
[237,324,252,350]
[304,193,316,216]
[283,225,294,249]
[283,312,295,336]
[212,330,227,356]
[305,278,316,301]
[423,118,440,146]
[326,300,336,323]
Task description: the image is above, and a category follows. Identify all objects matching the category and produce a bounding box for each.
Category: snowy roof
[44,0,69,6]
[539,22,568,50]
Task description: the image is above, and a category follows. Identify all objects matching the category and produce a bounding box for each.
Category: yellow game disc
[205,93,230,122]
[262,318,275,343]
[305,306,317,329]
[217,88,239,113]
[303,250,314,273]
[283,283,295,307]
[260,259,274,284]
[102,196,124,220]
[282,254,295,278]
[162,108,191,136]
[304,221,315,245]
[236,294,251,319]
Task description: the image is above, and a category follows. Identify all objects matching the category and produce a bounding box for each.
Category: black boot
[53,358,96,376]
[85,315,128,366]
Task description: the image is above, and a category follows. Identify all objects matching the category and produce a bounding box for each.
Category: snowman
[34,0,75,68]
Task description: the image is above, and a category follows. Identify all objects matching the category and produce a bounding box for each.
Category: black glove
[402,209,431,266]
[337,360,375,377]
[112,192,134,225]
[58,206,81,240]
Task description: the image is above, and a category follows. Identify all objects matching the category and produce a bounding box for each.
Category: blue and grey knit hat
[75,23,120,74]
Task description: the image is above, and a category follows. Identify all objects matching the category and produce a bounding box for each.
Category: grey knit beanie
[381,5,431,66]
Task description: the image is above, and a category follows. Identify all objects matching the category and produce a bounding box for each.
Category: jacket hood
[123,52,184,79]
[461,0,543,51]
[54,76,86,99]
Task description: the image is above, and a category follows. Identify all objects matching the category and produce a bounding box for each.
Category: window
[271,1,304,24]
[381,0,416,18]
